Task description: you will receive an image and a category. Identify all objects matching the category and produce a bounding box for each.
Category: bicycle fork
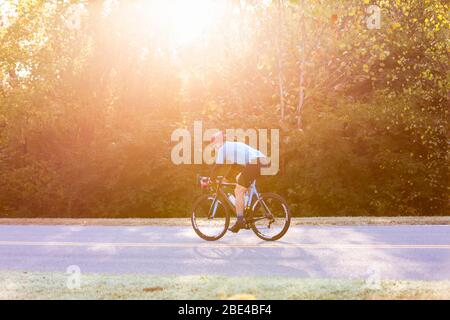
[208,186,228,219]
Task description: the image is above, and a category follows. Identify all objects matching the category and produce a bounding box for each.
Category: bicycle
[191,175,291,241]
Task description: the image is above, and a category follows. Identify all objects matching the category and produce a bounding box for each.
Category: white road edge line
[0,241,449,249]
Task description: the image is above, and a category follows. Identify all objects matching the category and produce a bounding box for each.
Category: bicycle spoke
[251,194,290,240]
[192,195,229,240]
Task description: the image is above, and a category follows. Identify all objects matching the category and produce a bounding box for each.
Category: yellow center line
[0,241,449,249]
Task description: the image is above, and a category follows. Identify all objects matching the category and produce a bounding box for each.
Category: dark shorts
[236,163,261,188]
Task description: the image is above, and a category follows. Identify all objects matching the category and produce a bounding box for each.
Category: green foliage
[0,0,448,217]
[276,93,447,215]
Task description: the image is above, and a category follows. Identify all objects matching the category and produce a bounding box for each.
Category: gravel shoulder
[0,216,449,226]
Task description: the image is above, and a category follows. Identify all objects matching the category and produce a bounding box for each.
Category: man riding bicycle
[209,131,268,233]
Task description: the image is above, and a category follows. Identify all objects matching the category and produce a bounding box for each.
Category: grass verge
[1,271,449,300]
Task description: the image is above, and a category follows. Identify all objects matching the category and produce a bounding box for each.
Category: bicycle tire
[249,192,291,241]
[191,194,230,241]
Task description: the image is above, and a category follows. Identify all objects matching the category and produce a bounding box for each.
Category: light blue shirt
[215,141,266,165]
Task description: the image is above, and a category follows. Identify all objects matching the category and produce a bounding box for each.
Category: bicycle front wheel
[191,195,230,241]
[249,193,291,241]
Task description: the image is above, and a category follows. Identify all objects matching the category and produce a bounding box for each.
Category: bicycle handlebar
[198,175,236,187]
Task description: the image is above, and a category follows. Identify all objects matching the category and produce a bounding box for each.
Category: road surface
[0,224,449,280]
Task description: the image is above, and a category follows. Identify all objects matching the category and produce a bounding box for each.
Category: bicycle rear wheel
[191,195,230,241]
[249,193,291,241]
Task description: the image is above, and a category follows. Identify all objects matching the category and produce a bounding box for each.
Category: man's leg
[229,164,259,233]
[234,184,247,219]
[228,184,247,233]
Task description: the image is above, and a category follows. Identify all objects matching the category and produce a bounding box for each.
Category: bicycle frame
[208,180,272,221]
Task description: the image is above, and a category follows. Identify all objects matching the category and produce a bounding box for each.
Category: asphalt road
[0,224,449,280]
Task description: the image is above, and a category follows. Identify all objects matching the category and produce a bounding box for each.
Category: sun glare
[128,0,226,46]
[0,1,17,28]
[170,0,223,45]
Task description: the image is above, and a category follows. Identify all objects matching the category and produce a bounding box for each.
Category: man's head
[210,130,225,148]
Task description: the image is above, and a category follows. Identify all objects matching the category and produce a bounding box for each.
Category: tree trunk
[276,0,285,121]
[296,1,306,130]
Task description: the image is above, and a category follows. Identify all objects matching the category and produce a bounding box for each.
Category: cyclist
[209,131,268,233]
